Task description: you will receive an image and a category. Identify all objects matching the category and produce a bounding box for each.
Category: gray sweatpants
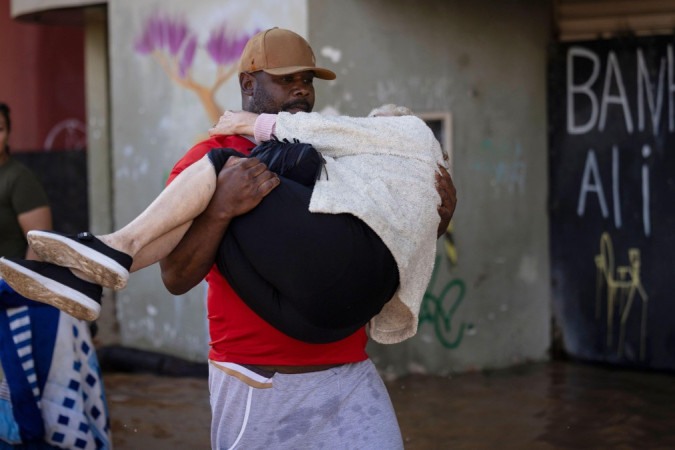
[209,359,403,450]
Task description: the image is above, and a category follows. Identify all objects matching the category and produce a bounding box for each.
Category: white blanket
[274,112,449,344]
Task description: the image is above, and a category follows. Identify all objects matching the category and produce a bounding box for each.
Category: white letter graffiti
[567,47,600,135]
[642,145,652,237]
[669,45,675,132]
[599,52,634,133]
[578,149,609,218]
[612,145,622,229]
[637,49,665,136]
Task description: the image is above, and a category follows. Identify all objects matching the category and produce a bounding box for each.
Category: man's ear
[240,72,255,97]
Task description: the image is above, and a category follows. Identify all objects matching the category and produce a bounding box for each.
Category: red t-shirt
[167,134,368,365]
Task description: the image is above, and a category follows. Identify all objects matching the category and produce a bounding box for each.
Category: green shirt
[0,158,50,258]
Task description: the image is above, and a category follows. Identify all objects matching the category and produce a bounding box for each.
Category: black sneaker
[0,258,102,321]
[250,138,325,186]
[27,230,132,290]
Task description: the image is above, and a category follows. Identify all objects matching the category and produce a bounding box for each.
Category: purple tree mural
[135,12,255,123]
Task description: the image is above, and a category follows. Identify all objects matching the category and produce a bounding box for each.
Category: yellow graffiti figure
[443,222,457,266]
[594,232,648,360]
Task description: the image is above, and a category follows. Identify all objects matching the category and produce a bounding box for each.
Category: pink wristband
[253,114,277,142]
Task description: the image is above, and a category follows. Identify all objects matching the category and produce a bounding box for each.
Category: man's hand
[209,157,280,220]
[160,158,279,295]
[435,165,457,238]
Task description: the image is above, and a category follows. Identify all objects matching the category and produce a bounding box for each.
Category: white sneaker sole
[0,259,100,321]
[28,230,128,290]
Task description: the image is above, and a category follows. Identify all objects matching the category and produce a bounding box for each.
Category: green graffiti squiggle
[419,255,467,349]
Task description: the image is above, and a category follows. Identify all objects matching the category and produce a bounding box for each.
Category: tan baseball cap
[238,28,336,80]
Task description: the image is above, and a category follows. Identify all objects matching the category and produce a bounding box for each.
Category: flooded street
[105,373,211,449]
[105,361,675,449]
[389,362,675,449]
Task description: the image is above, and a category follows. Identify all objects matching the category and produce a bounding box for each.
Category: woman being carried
[0,105,452,344]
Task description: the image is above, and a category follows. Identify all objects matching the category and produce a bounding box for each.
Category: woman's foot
[0,258,102,321]
[27,230,132,290]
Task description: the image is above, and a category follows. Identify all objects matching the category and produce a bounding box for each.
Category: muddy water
[105,361,675,449]
[106,373,211,449]
[391,362,675,449]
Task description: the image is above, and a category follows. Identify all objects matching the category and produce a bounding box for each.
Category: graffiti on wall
[134,12,257,124]
[417,115,465,348]
[43,119,87,151]
[419,254,467,349]
[442,220,458,267]
[594,232,648,359]
[548,36,675,368]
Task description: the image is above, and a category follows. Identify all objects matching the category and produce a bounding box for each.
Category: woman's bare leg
[128,222,192,272]
[24,154,223,289]
[99,155,216,259]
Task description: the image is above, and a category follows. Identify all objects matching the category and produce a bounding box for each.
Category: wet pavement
[104,361,675,449]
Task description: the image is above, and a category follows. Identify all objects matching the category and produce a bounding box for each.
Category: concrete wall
[2,0,86,151]
[309,0,553,375]
[107,0,307,361]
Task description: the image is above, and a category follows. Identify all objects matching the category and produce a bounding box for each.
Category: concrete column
[84,5,117,344]
[84,5,111,234]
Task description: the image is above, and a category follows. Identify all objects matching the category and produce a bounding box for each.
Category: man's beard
[250,87,311,114]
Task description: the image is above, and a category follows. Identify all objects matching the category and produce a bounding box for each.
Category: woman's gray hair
[368,104,414,117]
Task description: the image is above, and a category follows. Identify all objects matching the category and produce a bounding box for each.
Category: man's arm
[435,165,457,238]
[160,158,279,294]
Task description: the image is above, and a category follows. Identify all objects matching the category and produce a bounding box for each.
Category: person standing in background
[0,102,111,449]
[0,102,52,259]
